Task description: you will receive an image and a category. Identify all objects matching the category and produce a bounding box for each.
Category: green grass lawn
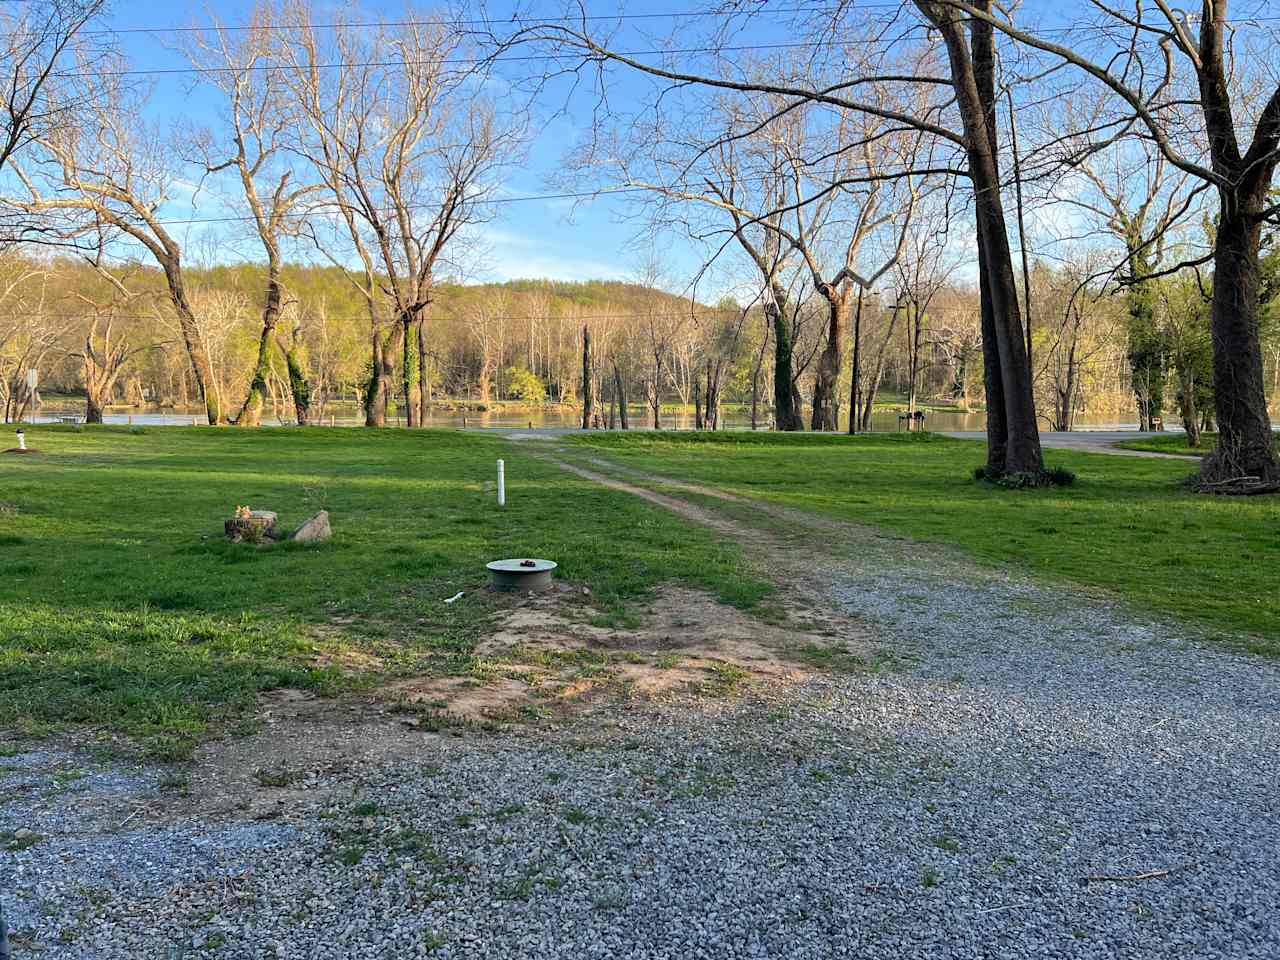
[1114,431,1280,456]
[1115,432,1215,456]
[0,426,769,756]
[568,431,1280,647]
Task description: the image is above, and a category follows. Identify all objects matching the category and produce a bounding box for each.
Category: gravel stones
[3,534,1278,958]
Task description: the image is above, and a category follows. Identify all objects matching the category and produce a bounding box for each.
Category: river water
[25,403,1144,432]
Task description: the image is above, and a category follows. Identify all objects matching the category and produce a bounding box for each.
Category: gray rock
[291,510,331,543]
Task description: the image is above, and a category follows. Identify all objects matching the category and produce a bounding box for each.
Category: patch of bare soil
[157,576,869,824]
[386,581,866,720]
[141,691,443,823]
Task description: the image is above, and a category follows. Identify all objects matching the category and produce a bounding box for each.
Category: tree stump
[224,510,278,543]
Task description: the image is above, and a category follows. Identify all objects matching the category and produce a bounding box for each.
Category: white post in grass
[16,429,25,451]
[497,459,506,507]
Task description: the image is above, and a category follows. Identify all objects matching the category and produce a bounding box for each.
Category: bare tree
[283,8,522,427]
[5,67,227,423]
[0,0,104,185]
[896,211,958,427]
[497,2,1046,468]
[75,311,153,423]
[186,3,322,426]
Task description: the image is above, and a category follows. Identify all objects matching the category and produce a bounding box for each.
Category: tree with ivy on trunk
[952,0,1280,490]
[185,4,322,426]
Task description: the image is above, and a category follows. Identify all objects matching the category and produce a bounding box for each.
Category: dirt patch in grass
[384,578,872,724]
[161,575,871,824]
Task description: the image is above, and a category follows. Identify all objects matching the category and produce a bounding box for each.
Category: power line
[66,41,828,78]
[85,4,852,37]
[71,3,1280,39]
[19,161,956,229]
[60,12,1280,78]
[0,309,748,324]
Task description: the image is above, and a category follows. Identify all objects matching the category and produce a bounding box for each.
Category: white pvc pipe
[16,431,25,451]
[497,459,506,507]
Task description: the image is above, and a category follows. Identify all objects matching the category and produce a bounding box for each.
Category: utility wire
[12,161,961,228]
[55,12,1280,78]
[82,4,854,37]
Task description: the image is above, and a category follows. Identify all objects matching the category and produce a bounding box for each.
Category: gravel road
[3,493,1277,959]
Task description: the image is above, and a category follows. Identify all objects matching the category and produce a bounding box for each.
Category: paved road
[496,424,1202,460]
[941,430,1201,459]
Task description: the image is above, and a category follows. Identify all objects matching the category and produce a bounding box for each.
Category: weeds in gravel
[921,866,941,888]
[563,806,592,825]
[700,661,750,696]
[495,864,561,901]
[931,835,961,853]
[592,888,630,911]
[2,829,42,851]
[253,765,302,788]
[158,772,190,793]
[797,643,872,673]
[337,845,366,866]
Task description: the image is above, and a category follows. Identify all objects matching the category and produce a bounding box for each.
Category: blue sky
[102,0,788,293]
[91,0,1234,296]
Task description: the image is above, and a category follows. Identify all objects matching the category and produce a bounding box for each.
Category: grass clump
[972,464,1076,488]
[700,661,750,696]
[253,765,302,788]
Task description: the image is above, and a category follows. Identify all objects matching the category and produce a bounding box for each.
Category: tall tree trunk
[811,291,846,431]
[768,298,803,430]
[906,305,923,429]
[1125,249,1164,431]
[581,324,592,429]
[694,368,703,429]
[365,325,398,427]
[650,351,662,429]
[236,279,282,428]
[923,0,1043,474]
[1203,208,1279,482]
[417,319,430,425]
[977,252,1008,467]
[751,316,769,431]
[848,287,864,434]
[1177,359,1200,447]
[401,317,422,427]
[708,360,722,429]
[612,360,628,429]
[279,337,311,426]
[167,266,224,425]
[860,303,900,431]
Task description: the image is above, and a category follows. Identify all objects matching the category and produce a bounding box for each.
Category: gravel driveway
[4,486,1277,959]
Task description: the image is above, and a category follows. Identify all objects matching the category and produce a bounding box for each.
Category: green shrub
[973,464,1077,488]
[504,366,546,403]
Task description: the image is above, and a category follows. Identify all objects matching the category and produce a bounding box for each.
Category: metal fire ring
[486,558,558,592]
